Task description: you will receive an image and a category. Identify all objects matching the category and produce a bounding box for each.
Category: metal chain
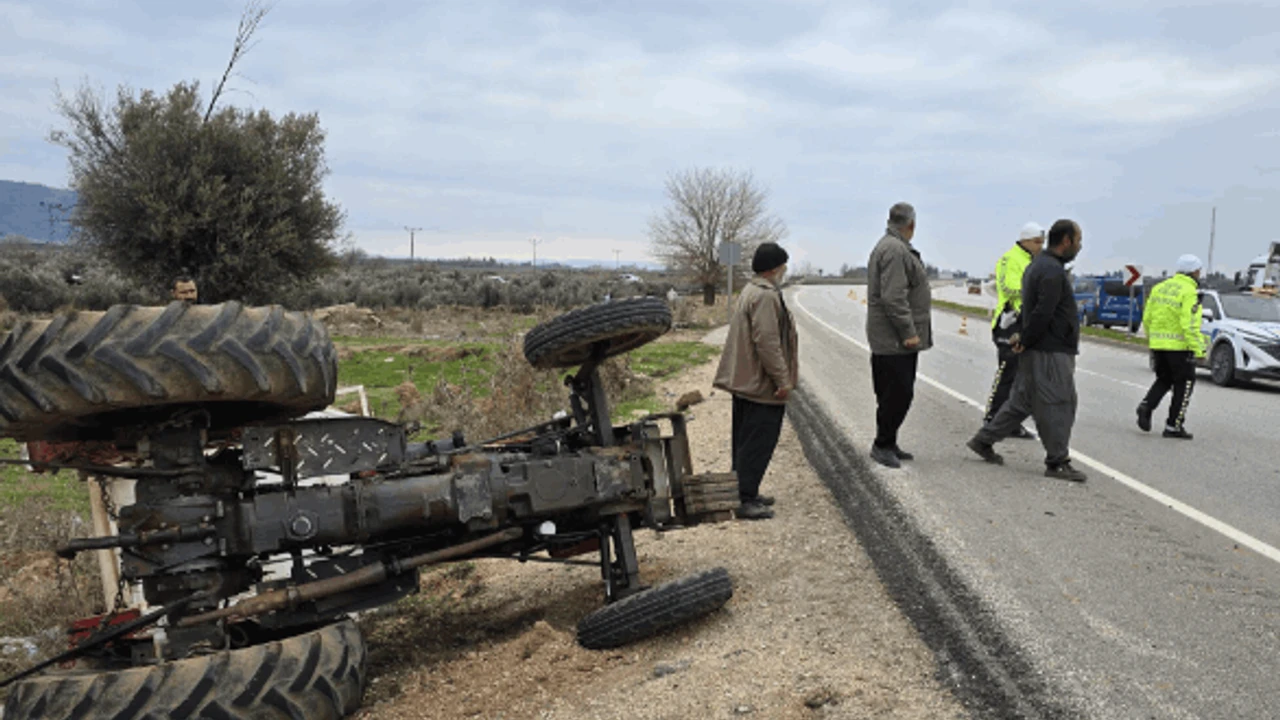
[92,476,129,620]
[94,475,119,523]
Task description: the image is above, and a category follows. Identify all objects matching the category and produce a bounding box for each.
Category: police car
[1150,289,1280,386]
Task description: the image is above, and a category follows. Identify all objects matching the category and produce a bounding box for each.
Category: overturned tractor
[0,297,735,719]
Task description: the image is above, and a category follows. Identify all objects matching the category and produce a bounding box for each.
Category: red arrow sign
[1124,264,1142,286]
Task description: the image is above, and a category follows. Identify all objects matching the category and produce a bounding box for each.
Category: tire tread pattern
[523,297,672,369]
[0,302,337,440]
[576,567,733,650]
[3,620,365,720]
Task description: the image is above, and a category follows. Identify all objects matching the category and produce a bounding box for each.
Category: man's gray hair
[888,202,915,229]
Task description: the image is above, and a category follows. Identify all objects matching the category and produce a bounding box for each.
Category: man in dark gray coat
[865,202,933,469]
[967,219,1087,483]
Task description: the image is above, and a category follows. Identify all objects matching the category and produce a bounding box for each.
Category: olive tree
[49,2,345,304]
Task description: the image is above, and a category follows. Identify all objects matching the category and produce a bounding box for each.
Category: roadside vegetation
[931,297,1147,347]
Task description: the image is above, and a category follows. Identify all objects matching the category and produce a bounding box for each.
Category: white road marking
[792,287,1280,567]
[1076,367,1149,391]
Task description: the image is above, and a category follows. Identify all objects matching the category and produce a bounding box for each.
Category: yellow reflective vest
[991,244,1034,328]
[1143,274,1205,357]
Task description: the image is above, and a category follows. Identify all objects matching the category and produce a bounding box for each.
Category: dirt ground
[355,355,966,720]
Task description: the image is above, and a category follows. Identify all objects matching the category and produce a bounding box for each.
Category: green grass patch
[331,336,457,347]
[932,298,994,317]
[627,341,720,378]
[336,343,498,419]
[1081,325,1146,346]
[612,396,667,424]
[932,299,1146,347]
[0,439,91,514]
[610,341,721,422]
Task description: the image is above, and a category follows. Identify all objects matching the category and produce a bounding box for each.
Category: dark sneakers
[754,494,776,506]
[737,500,774,520]
[892,446,914,461]
[1163,426,1193,440]
[1137,403,1153,432]
[869,444,901,469]
[966,437,1004,465]
[1045,462,1087,483]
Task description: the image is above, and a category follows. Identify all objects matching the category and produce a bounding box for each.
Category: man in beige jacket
[713,243,798,520]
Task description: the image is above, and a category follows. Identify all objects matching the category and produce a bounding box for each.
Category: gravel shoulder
[357,331,966,720]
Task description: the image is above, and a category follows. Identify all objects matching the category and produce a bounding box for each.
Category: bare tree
[648,167,787,305]
[205,0,272,122]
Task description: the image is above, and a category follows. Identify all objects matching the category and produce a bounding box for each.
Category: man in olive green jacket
[713,243,797,520]
[1137,254,1205,439]
[865,202,931,469]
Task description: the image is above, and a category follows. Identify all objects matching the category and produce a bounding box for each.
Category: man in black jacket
[967,219,1087,483]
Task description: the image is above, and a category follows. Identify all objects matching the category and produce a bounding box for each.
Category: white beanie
[1176,254,1203,274]
[1019,222,1045,241]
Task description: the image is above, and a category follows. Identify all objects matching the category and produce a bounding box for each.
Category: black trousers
[871,353,919,449]
[1143,350,1197,430]
[984,344,1020,423]
[731,395,786,502]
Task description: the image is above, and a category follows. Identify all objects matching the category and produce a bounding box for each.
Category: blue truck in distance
[1073,274,1146,332]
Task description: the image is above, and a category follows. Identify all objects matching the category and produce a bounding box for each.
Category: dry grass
[324,304,558,342]
[398,338,653,442]
[671,294,731,330]
[0,497,104,699]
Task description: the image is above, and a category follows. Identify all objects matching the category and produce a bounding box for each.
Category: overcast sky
[3,0,1280,276]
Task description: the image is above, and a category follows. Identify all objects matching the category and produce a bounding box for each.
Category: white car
[1151,290,1280,386]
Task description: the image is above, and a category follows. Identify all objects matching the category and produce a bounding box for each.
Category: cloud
[1032,50,1278,124]
[4,0,1280,275]
[0,1,127,52]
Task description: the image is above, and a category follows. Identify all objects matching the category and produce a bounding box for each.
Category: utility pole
[1207,207,1217,276]
[529,236,546,274]
[614,249,621,270]
[39,201,71,242]
[404,226,423,261]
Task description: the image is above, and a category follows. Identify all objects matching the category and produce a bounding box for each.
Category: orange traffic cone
[959,316,969,335]
[847,289,857,301]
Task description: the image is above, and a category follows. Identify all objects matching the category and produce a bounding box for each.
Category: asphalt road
[932,282,999,310]
[788,284,1280,719]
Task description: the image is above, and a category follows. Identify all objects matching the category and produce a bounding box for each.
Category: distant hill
[0,179,77,243]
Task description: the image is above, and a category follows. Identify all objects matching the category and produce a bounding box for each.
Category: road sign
[1124,264,1143,286]
[717,241,741,266]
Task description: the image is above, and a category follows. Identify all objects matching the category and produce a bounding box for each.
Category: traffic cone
[959,316,969,335]
[847,289,857,301]
[860,297,867,305]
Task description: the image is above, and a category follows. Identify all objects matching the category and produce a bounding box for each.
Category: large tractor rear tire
[0,302,337,441]
[2,620,365,720]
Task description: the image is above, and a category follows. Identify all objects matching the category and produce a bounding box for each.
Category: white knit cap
[1019,222,1045,241]
[1176,254,1203,274]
